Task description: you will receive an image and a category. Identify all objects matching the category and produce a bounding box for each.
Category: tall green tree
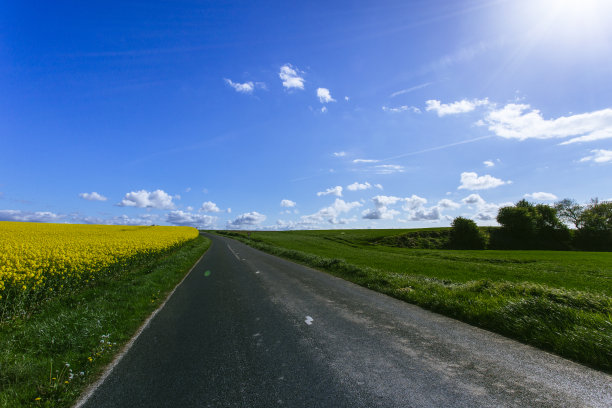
[554,198,583,228]
[448,217,486,249]
[574,199,612,251]
[491,200,570,249]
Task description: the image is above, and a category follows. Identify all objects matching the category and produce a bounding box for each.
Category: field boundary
[73,245,210,408]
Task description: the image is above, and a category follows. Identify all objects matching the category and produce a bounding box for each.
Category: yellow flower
[0,222,198,310]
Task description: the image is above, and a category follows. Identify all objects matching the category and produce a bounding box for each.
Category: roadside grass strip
[0,234,210,408]
[217,231,612,373]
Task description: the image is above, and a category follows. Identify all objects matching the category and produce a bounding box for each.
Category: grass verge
[0,235,210,408]
[216,231,611,373]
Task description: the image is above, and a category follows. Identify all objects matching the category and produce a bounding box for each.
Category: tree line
[449,198,612,251]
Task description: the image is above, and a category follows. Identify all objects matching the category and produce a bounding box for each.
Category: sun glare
[533,0,612,29]
[498,0,612,52]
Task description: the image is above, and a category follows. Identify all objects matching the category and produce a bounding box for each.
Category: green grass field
[216,229,612,372]
[0,235,210,408]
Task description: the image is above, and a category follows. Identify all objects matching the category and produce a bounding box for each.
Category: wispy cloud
[333,151,346,157]
[524,192,558,201]
[483,160,495,167]
[390,82,433,98]
[382,105,421,113]
[374,164,405,174]
[353,159,379,163]
[579,149,612,163]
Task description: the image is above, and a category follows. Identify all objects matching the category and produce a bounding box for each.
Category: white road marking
[305,316,314,325]
[227,244,240,260]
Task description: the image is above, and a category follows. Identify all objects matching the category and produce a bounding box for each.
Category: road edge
[72,243,210,408]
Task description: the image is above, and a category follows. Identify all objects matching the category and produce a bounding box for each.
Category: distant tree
[574,199,612,251]
[554,198,583,228]
[448,217,486,249]
[490,200,569,249]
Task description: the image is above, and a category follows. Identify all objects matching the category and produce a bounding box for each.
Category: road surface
[78,233,612,407]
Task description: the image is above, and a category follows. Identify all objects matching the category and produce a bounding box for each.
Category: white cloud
[117,189,175,209]
[0,209,63,223]
[317,88,335,103]
[362,207,400,220]
[374,184,383,190]
[333,151,346,157]
[382,105,421,113]
[280,199,296,208]
[579,149,612,163]
[74,213,160,226]
[347,181,372,191]
[224,78,254,94]
[373,195,402,207]
[200,201,221,213]
[461,193,511,222]
[317,186,343,197]
[425,98,489,116]
[362,195,401,220]
[374,164,405,174]
[344,96,349,101]
[301,199,361,225]
[484,104,612,144]
[462,193,486,206]
[353,159,379,163]
[458,172,508,190]
[279,64,304,90]
[403,195,427,211]
[524,192,558,201]
[227,212,267,228]
[321,106,327,113]
[410,207,441,221]
[186,206,194,211]
[437,198,461,209]
[483,160,495,167]
[185,187,192,193]
[167,211,217,229]
[79,192,107,201]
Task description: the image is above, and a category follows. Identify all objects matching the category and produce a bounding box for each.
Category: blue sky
[1,0,611,230]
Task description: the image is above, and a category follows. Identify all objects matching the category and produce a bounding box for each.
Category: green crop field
[215,228,612,372]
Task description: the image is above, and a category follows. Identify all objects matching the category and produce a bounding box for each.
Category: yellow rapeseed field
[0,221,198,315]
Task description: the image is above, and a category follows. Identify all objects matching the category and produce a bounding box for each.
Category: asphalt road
[78,233,612,407]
